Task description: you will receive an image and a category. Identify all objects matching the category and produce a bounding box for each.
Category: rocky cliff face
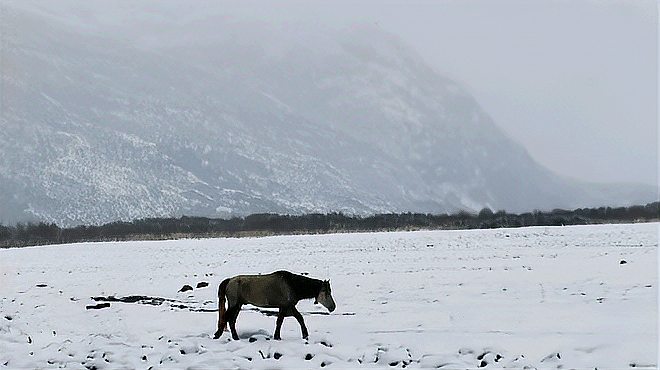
[0,2,653,226]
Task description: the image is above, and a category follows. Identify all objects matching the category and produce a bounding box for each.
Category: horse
[213,270,336,340]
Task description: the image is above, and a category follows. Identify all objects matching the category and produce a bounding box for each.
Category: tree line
[1,202,658,248]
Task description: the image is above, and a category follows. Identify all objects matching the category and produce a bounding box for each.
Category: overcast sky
[372,0,658,187]
[224,0,657,186]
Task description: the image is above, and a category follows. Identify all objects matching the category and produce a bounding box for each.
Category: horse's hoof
[213,332,222,339]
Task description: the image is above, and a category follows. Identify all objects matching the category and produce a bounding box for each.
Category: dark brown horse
[213,270,336,340]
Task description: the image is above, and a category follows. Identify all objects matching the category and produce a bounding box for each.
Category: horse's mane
[275,270,323,300]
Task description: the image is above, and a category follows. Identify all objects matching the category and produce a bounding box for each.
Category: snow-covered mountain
[0,1,654,226]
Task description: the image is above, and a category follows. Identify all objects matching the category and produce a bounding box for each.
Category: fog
[240,0,658,186]
[8,0,657,186]
[371,0,658,187]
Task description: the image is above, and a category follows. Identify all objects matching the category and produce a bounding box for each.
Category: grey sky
[225,0,658,186]
[368,0,658,187]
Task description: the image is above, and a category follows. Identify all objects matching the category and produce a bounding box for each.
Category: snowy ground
[1,223,657,369]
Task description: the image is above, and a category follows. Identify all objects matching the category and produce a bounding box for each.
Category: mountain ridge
[0,2,655,226]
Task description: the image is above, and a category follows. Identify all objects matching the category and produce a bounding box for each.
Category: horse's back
[227,272,294,308]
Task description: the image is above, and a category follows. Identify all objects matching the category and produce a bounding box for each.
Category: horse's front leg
[274,308,285,340]
[291,306,309,339]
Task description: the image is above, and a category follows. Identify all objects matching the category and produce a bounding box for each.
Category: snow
[215,206,233,214]
[0,223,657,368]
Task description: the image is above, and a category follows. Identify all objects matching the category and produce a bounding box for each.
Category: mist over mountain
[0,1,655,226]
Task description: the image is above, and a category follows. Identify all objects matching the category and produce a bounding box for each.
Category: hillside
[0,1,654,226]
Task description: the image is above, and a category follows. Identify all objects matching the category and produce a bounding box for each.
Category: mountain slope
[0,2,654,226]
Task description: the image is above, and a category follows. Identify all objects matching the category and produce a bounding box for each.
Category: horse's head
[315,280,336,312]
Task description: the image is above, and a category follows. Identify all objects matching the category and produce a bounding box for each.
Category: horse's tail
[214,278,231,338]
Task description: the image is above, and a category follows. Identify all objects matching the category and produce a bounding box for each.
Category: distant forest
[1,202,658,248]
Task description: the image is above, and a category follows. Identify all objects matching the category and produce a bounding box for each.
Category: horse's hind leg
[291,307,309,339]
[227,304,241,340]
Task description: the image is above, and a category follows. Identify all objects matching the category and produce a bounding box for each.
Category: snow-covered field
[1,223,657,369]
